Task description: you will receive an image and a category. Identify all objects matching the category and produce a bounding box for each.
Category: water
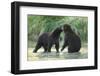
[27,47,88,61]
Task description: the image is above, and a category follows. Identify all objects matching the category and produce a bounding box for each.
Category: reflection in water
[28,48,88,61]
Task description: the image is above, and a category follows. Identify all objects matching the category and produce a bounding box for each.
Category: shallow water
[27,47,88,61]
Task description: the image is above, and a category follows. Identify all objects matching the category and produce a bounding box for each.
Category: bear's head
[51,26,63,37]
[63,24,73,33]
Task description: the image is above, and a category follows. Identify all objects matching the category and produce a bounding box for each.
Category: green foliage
[28,15,88,47]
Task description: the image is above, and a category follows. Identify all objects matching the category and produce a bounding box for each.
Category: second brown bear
[61,24,81,53]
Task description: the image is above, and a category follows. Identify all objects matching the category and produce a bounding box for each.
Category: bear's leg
[68,47,73,53]
[48,43,52,53]
[68,46,77,53]
[61,43,66,52]
[33,43,41,53]
[61,40,68,52]
[43,46,48,53]
[55,42,59,53]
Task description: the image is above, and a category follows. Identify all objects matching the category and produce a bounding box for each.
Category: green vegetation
[28,15,88,48]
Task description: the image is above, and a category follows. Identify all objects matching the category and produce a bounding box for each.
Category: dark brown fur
[61,24,81,53]
[33,27,62,53]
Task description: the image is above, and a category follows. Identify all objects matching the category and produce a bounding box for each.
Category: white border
[20,6,95,70]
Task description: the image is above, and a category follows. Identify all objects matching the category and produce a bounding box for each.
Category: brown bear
[33,26,62,53]
[61,24,81,53]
